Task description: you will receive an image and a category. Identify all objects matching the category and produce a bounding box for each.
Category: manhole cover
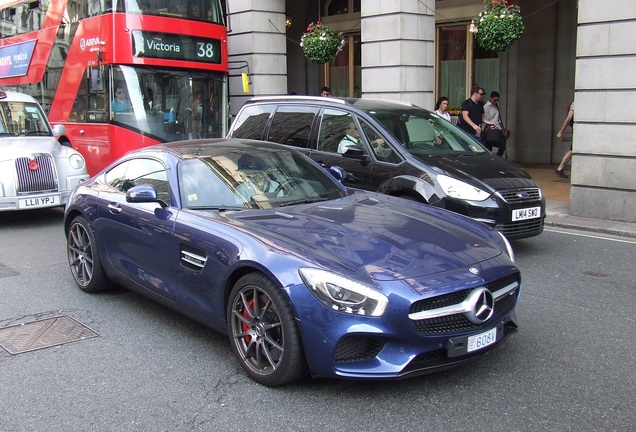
[0,315,98,355]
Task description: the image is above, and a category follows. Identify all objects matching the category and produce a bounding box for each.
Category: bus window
[123,0,224,24]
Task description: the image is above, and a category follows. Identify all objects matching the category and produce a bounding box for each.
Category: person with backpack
[555,101,574,178]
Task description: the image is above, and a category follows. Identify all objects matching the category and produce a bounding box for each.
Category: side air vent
[180,244,207,271]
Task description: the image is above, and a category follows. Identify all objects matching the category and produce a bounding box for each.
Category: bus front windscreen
[108,65,226,141]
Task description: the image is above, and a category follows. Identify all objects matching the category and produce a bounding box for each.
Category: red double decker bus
[0,0,228,174]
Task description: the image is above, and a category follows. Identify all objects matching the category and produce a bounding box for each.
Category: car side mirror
[342,148,367,160]
[126,184,166,207]
[52,124,66,137]
[328,166,346,182]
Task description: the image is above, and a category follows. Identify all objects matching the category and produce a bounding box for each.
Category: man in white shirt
[482,91,508,156]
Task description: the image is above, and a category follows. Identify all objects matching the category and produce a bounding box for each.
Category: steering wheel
[274,179,299,195]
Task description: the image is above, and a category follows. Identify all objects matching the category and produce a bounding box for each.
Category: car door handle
[107,203,122,214]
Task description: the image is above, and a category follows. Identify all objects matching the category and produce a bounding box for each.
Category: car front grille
[496,187,542,204]
[400,321,519,376]
[15,155,58,194]
[497,217,544,239]
[409,273,519,336]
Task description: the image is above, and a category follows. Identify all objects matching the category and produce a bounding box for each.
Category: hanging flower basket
[300,21,345,64]
[474,0,524,53]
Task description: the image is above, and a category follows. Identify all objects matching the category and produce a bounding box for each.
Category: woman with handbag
[482,91,508,156]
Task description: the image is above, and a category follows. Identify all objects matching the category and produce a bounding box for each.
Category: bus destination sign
[132,31,221,64]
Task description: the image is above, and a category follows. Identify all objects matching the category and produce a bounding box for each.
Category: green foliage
[300,22,344,64]
[475,0,524,53]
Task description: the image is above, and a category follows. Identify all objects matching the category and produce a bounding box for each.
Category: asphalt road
[0,208,634,432]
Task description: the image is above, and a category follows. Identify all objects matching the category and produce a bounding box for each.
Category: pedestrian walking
[555,101,574,178]
[458,86,486,139]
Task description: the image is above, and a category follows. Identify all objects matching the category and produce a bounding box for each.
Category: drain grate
[0,315,98,355]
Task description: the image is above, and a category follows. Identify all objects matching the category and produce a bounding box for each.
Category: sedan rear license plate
[18,194,60,209]
[467,327,497,353]
[512,206,540,221]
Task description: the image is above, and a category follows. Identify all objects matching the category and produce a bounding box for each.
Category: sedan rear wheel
[227,273,307,386]
[67,216,109,293]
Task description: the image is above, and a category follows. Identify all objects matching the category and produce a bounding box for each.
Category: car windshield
[178,148,349,210]
[0,101,52,137]
[367,109,487,157]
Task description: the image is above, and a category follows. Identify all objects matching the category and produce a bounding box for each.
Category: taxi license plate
[512,206,540,221]
[18,195,61,209]
[467,327,497,353]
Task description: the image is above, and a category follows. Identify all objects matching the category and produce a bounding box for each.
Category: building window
[327,0,359,15]
[437,23,499,107]
[329,35,361,97]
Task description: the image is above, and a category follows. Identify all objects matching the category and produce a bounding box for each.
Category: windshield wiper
[186,205,246,211]
[278,197,328,207]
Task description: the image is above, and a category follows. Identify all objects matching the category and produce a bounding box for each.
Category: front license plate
[18,194,60,209]
[467,327,497,353]
[512,206,540,221]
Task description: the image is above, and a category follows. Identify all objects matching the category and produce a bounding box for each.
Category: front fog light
[299,268,388,316]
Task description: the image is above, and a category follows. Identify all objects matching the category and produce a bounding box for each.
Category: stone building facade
[225,0,636,223]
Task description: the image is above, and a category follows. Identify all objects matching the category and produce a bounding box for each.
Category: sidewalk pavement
[522,164,636,238]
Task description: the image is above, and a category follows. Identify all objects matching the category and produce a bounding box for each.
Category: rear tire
[67,216,109,293]
[227,273,307,386]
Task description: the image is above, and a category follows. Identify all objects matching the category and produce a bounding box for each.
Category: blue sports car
[64,138,520,386]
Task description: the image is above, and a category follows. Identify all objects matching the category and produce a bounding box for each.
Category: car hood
[223,193,504,281]
[423,154,538,192]
[1,136,67,160]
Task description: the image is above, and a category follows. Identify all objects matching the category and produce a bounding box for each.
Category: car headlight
[299,268,388,317]
[497,231,515,262]
[69,153,85,170]
[437,175,490,202]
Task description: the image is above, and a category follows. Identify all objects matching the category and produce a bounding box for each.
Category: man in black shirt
[459,86,486,139]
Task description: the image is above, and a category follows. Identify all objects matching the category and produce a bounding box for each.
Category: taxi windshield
[0,101,52,137]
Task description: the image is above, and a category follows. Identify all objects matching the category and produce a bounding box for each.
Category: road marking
[544,228,636,245]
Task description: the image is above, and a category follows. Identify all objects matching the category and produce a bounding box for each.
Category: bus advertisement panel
[0,0,228,175]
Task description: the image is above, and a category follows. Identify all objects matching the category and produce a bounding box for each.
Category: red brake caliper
[242,297,255,343]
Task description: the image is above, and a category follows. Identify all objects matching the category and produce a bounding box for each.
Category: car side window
[105,158,172,206]
[231,105,275,140]
[317,108,361,155]
[267,105,318,149]
[359,119,402,164]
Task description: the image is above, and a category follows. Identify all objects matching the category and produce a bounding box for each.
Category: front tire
[67,216,109,293]
[227,273,307,386]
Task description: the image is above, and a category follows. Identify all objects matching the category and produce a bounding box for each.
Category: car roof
[0,89,39,103]
[245,95,424,113]
[144,138,295,160]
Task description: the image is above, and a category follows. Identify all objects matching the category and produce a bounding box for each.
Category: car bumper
[437,192,546,240]
[0,174,89,211]
[288,267,521,380]
[0,190,72,211]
